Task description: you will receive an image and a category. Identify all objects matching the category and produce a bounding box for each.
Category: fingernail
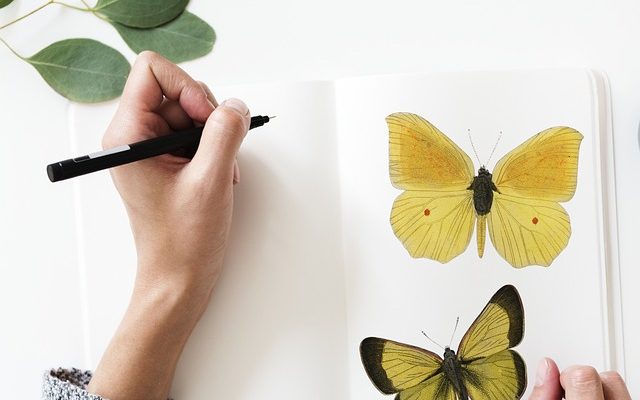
[535,358,550,387]
[221,98,249,116]
[233,161,240,184]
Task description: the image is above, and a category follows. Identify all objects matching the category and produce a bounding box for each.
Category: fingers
[561,366,604,400]
[600,371,632,400]
[156,99,194,131]
[529,358,562,400]
[188,98,250,182]
[197,81,240,184]
[128,77,218,133]
[121,51,214,124]
[529,360,630,400]
[106,51,247,183]
[198,81,218,107]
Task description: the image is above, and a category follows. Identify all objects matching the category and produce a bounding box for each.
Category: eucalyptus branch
[0,0,53,31]
[0,0,215,103]
[0,0,93,31]
[0,36,24,59]
[52,0,93,12]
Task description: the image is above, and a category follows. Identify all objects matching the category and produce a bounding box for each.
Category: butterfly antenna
[421,330,445,351]
[486,131,503,166]
[448,317,460,348]
[467,129,482,166]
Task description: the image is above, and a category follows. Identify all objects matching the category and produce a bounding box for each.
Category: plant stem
[0,0,95,32]
[0,0,53,31]
[0,36,25,60]
[52,0,93,12]
[91,0,118,11]
[77,0,111,22]
[92,11,110,22]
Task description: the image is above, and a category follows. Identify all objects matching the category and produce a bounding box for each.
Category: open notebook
[68,69,622,399]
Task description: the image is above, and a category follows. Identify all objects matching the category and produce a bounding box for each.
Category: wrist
[134,252,222,306]
[88,271,210,399]
[131,269,213,328]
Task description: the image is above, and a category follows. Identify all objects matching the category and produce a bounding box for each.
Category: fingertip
[561,365,603,396]
[136,50,161,63]
[189,98,251,175]
[600,371,631,400]
[220,98,250,120]
[529,358,562,400]
[535,358,549,387]
[599,371,624,384]
[209,99,250,135]
[541,357,560,383]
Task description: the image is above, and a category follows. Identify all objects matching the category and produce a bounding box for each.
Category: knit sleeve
[42,368,105,400]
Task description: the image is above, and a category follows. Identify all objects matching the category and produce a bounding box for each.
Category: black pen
[47,115,275,182]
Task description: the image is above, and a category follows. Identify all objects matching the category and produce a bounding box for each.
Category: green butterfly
[360,285,527,399]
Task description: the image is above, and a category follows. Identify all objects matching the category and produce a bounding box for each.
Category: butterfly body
[467,167,499,257]
[360,285,527,400]
[441,347,469,400]
[467,167,498,216]
[387,112,583,267]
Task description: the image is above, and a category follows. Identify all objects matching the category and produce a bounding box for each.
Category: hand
[104,51,249,302]
[87,51,250,400]
[530,358,631,400]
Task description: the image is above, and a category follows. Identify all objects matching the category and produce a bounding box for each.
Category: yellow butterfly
[360,285,527,400]
[387,112,583,268]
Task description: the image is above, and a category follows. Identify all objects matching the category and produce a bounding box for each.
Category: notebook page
[69,81,349,399]
[334,70,619,398]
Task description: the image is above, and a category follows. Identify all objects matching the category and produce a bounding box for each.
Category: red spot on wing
[424,208,431,216]
[532,217,539,225]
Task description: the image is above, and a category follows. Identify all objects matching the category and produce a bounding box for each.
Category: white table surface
[1,0,639,398]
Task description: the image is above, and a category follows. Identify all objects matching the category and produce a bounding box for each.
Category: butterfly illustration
[360,285,526,400]
[387,112,583,268]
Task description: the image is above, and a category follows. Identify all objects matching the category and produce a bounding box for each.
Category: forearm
[87,274,209,400]
[77,53,246,400]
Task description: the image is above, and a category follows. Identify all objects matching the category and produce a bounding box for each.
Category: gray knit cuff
[42,368,105,400]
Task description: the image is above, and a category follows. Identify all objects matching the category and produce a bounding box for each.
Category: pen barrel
[46,127,204,182]
[46,115,272,183]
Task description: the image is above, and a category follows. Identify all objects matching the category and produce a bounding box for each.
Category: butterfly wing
[488,126,582,267]
[397,376,457,400]
[488,194,571,267]
[391,190,475,262]
[360,337,448,396]
[492,126,583,201]
[387,112,475,191]
[456,285,526,399]
[457,285,524,360]
[387,113,476,262]
[462,350,527,400]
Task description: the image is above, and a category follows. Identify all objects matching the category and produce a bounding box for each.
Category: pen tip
[269,115,277,119]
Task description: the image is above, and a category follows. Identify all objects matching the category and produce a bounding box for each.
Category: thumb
[189,98,250,180]
[529,358,563,400]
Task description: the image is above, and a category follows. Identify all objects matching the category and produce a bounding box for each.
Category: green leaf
[112,11,215,63]
[0,0,15,8]
[27,39,131,103]
[95,0,189,28]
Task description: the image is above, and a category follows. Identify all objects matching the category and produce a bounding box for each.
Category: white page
[70,81,349,399]
[334,70,620,398]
